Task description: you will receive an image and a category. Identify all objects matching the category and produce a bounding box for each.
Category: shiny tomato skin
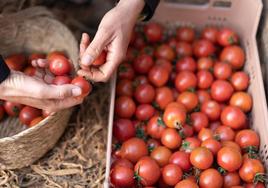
[221,106,246,130]
[235,129,260,150]
[176,56,196,72]
[147,116,166,139]
[161,128,182,149]
[209,121,221,132]
[217,146,242,172]
[198,128,213,142]
[197,89,211,104]
[48,54,71,76]
[201,138,221,155]
[179,124,194,138]
[176,27,195,42]
[199,168,223,188]
[134,84,155,104]
[162,164,183,186]
[231,71,250,91]
[193,39,215,58]
[148,65,169,87]
[220,45,245,70]
[115,96,136,118]
[24,66,36,76]
[52,76,71,85]
[163,106,186,129]
[110,166,135,187]
[113,119,135,142]
[217,28,239,46]
[134,156,161,186]
[175,71,197,92]
[135,104,155,121]
[155,87,174,110]
[120,138,148,163]
[155,44,176,61]
[181,137,201,153]
[230,92,252,113]
[166,102,187,113]
[116,79,133,97]
[197,70,214,89]
[71,76,91,97]
[144,23,163,42]
[19,106,42,126]
[213,61,232,80]
[133,54,154,74]
[169,151,191,171]
[111,158,134,170]
[4,101,23,117]
[211,80,234,102]
[239,158,264,183]
[245,183,265,188]
[133,33,146,49]
[133,75,149,87]
[190,147,214,170]
[175,179,199,188]
[150,146,172,167]
[190,112,209,132]
[118,63,135,80]
[201,27,219,43]
[176,42,193,57]
[5,54,27,71]
[201,100,221,121]
[155,58,173,73]
[223,172,241,188]
[214,125,235,141]
[177,91,198,112]
[221,141,241,153]
[147,138,161,152]
[29,116,43,127]
[92,51,106,66]
[197,57,214,70]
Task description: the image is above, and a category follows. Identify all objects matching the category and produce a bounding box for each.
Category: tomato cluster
[0,52,91,127]
[110,23,265,188]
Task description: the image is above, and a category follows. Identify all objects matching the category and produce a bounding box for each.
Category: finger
[80,33,90,58]
[45,84,83,99]
[32,60,37,67]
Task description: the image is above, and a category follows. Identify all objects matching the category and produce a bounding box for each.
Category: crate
[104,0,268,187]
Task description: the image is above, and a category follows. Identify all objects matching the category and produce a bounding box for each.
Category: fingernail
[82,54,93,66]
[72,87,82,97]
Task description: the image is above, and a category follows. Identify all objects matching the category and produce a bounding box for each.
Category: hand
[78,0,145,82]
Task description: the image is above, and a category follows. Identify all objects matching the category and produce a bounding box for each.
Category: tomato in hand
[231,71,249,91]
[176,56,197,72]
[71,76,92,97]
[217,146,242,172]
[4,101,23,116]
[52,76,71,85]
[177,91,198,112]
[110,166,135,187]
[197,57,214,71]
[163,106,186,129]
[161,128,182,149]
[176,42,193,57]
[175,179,199,188]
[5,54,27,71]
[201,138,221,155]
[199,168,223,188]
[235,129,260,150]
[162,164,183,186]
[197,70,214,89]
[230,92,252,113]
[239,158,264,183]
[155,44,176,61]
[190,147,213,170]
[115,96,136,118]
[193,39,215,58]
[176,27,195,42]
[135,104,155,121]
[144,22,163,42]
[221,106,246,130]
[223,172,241,188]
[169,151,191,171]
[201,27,219,43]
[133,54,154,74]
[220,45,245,70]
[213,61,232,80]
[147,116,166,139]
[201,100,221,121]
[175,71,197,92]
[134,83,155,104]
[217,28,239,46]
[150,146,172,167]
[155,87,174,110]
[48,54,71,76]
[148,65,169,87]
[211,80,234,102]
[24,66,36,76]
[113,119,135,142]
[190,112,209,132]
[92,51,106,66]
[118,63,135,80]
[181,137,201,153]
[19,106,42,126]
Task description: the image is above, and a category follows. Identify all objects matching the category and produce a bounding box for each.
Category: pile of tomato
[0,52,91,127]
[110,23,266,188]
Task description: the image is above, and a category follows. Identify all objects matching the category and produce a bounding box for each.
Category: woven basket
[0,6,79,169]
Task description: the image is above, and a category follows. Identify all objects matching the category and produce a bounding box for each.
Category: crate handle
[209,0,232,8]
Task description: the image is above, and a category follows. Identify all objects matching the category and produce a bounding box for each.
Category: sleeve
[0,55,10,83]
[142,0,160,21]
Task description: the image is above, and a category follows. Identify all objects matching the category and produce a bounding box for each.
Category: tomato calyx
[193,168,201,183]
[148,145,155,153]
[187,87,196,93]
[12,106,20,116]
[134,166,144,187]
[186,114,192,125]
[157,116,166,128]
[253,173,266,184]
[136,126,147,141]
[113,143,122,151]
[213,134,221,141]
[227,36,236,45]
[152,101,161,111]
[178,130,186,139]
[218,166,227,175]
[244,146,259,154]
[182,141,191,151]
[193,104,201,112]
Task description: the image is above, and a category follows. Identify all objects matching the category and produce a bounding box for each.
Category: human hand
[78,0,145,82]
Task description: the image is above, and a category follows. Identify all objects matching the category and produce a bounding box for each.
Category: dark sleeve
[142,0,160,21]
[0,55,10,83]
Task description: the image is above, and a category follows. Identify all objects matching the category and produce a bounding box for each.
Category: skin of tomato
[175,71,197,92]
[201,27,219,43]
[161,128,182,149]
[176,27,195,42]
[163,106,186,129]
[144,22,163,42]
[210,121,221,132]
[110,166,135,187]
[24,66,36,76]
[135,104,155,121]
[221,106,246,130]
[197,70,214,89]
[239,158,264,183]
[118,63,135,80]
[133,75,149,87]
[175,56,197,72]
[215,125,236,141]
[116,79,133,97]
[111,158,134,170]
[176,42,193,57]
[190,147,213,170]
[217,146,242,172]
[175,179,199,188]
[3,101,24,117]
[201,100,221,121]
[133,54,154,74]
[113,119,135,142]
[213,61,232,80]
[147,138,161,152]
[221,141,241,153]
[230,92,253,113]
[150,146,172,167]
[217,28,239,46]
[201,138,222,155]
[190,112,209,132]
[115,96,136,118]
[48,54,71,76]
[148,65,169,87]
[197,57,214,70]
[179,124,194,138]
[162,164,183,186]
[166,102,187,113]
[133,33,146,49]
[199,168,223,188]
[147,116,166,139]
[71,77,92,97]
[211,80,234,102]
[168,37,177,49]
[52,76,71,85]
[177,91,198,112]
[134,156,161,186]
[19,106,42,126]
[134,83,155,104]
[223,172,241,188]
[155,87,174,110]
[155,44,176,61]
[5,54,27,71]
[29,116,43,127]
[92,51,106,66]
[169,151,192,171]
[198,128,213,142]
[245,183,265,188]
[155,59,173,73]
[197,89,212,104]
[231,71,250,91]
[220,45,245,70]
[120,138,148,163]
[193,39,216,58]
[181,137,201,153]
[125,47,138,61]
[235,129,260,150]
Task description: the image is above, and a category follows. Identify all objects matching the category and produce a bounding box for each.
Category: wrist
[116,0,145,20]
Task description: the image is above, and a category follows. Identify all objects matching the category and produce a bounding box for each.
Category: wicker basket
[0,6,79,169]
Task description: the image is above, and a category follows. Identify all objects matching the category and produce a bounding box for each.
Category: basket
[0,6,79,169]
[104,0,268,187]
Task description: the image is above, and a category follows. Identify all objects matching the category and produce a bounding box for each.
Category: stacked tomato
[0,52,91,127]
[110,23,265,188]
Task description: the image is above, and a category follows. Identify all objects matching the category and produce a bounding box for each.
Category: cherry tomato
[220,45,245,70]
[125,47,138,61]
[120,138,148,163]
[201,100,221,121]
[199,168,223,188]
[197,70,214,89]
[190,147,213,170]
[133,54,154,74]
[176,42,193,57]
[178,123,194,138]
[161,128,182,149]
[5,54,27,71]
[213,61,232,80]
[217,28,239,46]
[52,76,71,85]
[71,76,92,97]
[19,106,42,126]
[110,166,135,187]
[163,106,186,129]
[230,92,252,113]
[168,37,178,49]
[162,164,183,186]
[4,101,23,116]
[29,116,43,127]
[135,104,155,121]
[175,71,197,92]
[231,71,250,91]
[198,128,213,141]
[148,65,169,87]
[190,112,209,132]
[177,91,198,112]
[166,102,187,113]
[115,96,136,118]
[155,44,176,61]
[150,146,172,167]
[0,105,5,121]
[239,158,264,183]
[175,179,198,188]
[245,183,265,188]
[147,138,161,152]
[201,138,221,155]
[197,57,214,70]
[28,53,46,62]
[24,66,36,76]
[193,39,215,58]
[235,129,260,150]
[201,27,219,43]
[42,110,51,118]
[113,119,135,142]
[214,125,235,141]
[116,79,133,97]
[197,89,211,104]
[221,141,241,153]
[210,121,221,132]
[134,156,161,186]
[118,63,135,80]
[217,146,242,172]
[134,83,155,104]
[176,27,195,42]
[133,75,149,87]
[111,158,134,169]
[176,56,196,72]
[92,51,106,66]
[155,87,174,109]
[155,58,173,73]
[181,137,201,153]
[48,54,71,76]
[169,151,191,171]
[221,106,246,130]
[144,23,163,42]
[223,172,241,188]
[133,33,146,49]
[147,116,166,139]
[211,80,234,102]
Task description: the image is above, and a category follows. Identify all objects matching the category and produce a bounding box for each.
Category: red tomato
[230,92,252,113]
[147,116,166,139]
[231,71,250,91]
[120,138,148,163]
[134,84,155,104]
[48,54,71,76]
[28,53,46,62]
[126,47,138,62]
[190,112,209,132]
[168,37,178,49]
[110,166,135,187]
[71,76,92,97]
[198,128,213,142]
[197,90,211,104]
[4,101,23,116]
[161,128,182,149]
[133,75,149,87]
[147,138,161,152]
[201,27,219,43]
[179,124,194,138]
[111,158,134,169]
[163,106,186,129]
[162,164,183,186]
[135,104,155,121]
[199,168,223,188]
[197,57,214,70]
[175,71,197,92]
[92,51,106,66]
[190,147,213,170]
[181,137,201,153]
[166,102,187,113]
[235,129,260,150]
[223,172,241,188]
[175,56,196,72]
[0,105,5,121]
[116,79,133,97]
[211,80,234,102]
[213,61,232,80]
[52,76,71,85]
[133,54,154,74]
[155,87,174,110]
[155,59,173,73]
[133,33,146,49]
[113,119,135,142]
[118,63,135,80]
[176,27,195,42]
[193,39,215,58]
[245,183,265,188]
[29,116,43,127]
[115,96,136,118]
[169,151,192,171]
[214,125,235,141]
[150,146,172,167]
[5,54,27,71]
[148,65,169,87]
[155,44,176,61]
[201,100,221,121]
[176,42,193,57]
[217,146,242,172]
[19,106,42,126]
[24,66,36,76]
[134,156,161,186]
[221,106,246,130]
[220,45,245,70]
[42,110,51,118]
[239,158,264,183]
[201,138,221,155]
[144,23,163,42]
[177,91,198,112]
[217,28,239,46]
[209,121,221,132]
[175,179,199,188]
[221,141,241,153]
[197,70,214,89]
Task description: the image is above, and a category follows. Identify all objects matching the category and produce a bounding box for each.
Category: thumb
[46,84,82,99]
[80,28,110,66]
